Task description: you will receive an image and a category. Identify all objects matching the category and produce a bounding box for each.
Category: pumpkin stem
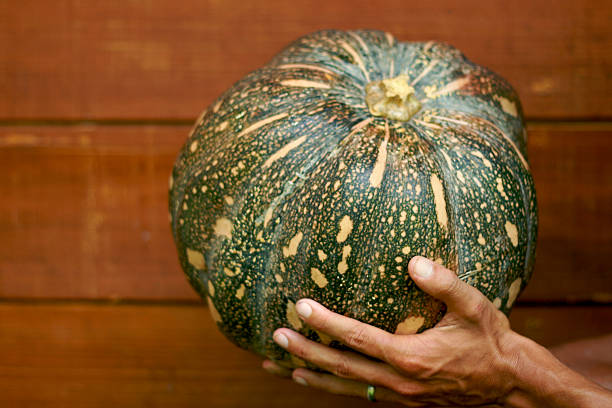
[365,74,421,121]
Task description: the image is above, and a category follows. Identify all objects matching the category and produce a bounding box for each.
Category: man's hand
[262,257,612,407]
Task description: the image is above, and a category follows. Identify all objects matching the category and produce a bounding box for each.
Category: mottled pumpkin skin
[169,30,537,366]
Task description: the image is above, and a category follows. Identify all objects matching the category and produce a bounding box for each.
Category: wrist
[501,331,612,408]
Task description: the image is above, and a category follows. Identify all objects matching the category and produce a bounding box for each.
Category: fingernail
[414,257,433,279]
[273,332,289,348]
[296,300,312,319]
[294,376,308,386]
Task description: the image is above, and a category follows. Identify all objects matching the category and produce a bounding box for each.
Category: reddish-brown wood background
[1,1,611,406]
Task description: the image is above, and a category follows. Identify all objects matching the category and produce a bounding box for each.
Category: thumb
[408,256,489,319]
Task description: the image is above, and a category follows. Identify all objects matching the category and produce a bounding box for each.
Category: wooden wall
[1,1,611,406]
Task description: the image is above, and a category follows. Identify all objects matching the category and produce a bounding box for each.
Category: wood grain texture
[0,302,609,407]
[0,125,193,299]
[1,0,610,120]
[522,123,612,302]
[1,124,611,301]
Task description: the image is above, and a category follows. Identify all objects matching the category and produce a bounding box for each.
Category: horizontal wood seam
[1,119,612,128]
[0,298,608,308]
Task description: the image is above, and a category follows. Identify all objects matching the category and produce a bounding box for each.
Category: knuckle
[331,354,353,378]
[344,325,370,349]
[393,381,422,397]
[387,349,408,368]
[464,296,490,321]
[390,353,425,374]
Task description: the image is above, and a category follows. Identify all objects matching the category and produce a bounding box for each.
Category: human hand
[262,257,612,407]
[263,256,518,406]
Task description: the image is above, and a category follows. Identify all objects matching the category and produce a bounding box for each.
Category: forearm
[503,333,612,408]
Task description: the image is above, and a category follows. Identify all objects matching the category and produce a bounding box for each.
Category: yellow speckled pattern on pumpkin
[169,30,537,366]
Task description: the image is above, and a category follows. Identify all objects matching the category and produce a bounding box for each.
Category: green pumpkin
[169,29,537,366]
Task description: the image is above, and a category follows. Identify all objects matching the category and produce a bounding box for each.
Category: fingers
[408,256,491,320]
[262,359,292,378]
[292,298,395,361]
[273,328,406,387]
[292,368,422,406]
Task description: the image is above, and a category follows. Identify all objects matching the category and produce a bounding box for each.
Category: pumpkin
[169,29,537,366]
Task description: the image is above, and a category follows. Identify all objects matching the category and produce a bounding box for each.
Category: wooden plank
[510,306,612,347]
[523,123,612,302]
[0,303,394,408]
[0,124,610,301]
[0,303,609,407]
[0,125,195,300]
[1,0,610,120]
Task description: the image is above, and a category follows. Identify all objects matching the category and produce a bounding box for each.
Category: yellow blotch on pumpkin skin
[430,174,448,229]
[506,278,522,308]
[207,297,222,323]
[395,316,425,335]
[280,79,331,89]
[338,245,351,274]
[317,249,328,262]
[236,112,289,138]
[282,232,303,257]
[496,178,508,200]
[492,297,502,309]
[494,95,518,117]
[505,221,519,247]
[224,267,240,277]
[186,248,205,270]
[310,268,329,288]
[235,284,246,299]
[263,207,274,228]
[263,135,308,168]
[369,122,389,188]
[339,40,369,81]
[337,215,353,243]
[471,151,492,168]
[215,120,229,132]
[214,217,233,239]
[286,301,303,330]
[429,76,470,97]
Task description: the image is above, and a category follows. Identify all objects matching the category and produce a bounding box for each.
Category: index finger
[294,299,395,362]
